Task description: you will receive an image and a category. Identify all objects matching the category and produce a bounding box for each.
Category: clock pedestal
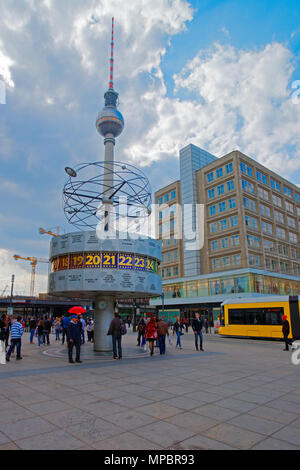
[94,295,116,352]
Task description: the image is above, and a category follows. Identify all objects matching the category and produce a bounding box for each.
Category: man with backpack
[107,312,126,360]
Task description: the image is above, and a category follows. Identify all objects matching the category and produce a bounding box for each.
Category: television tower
[96,17,124,207]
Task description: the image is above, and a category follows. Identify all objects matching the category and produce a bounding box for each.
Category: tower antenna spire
[109,17,114,90]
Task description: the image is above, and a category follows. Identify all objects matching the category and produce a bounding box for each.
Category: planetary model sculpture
[48,18,161,353]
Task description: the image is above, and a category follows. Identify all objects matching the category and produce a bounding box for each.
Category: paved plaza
[0,329,300,450]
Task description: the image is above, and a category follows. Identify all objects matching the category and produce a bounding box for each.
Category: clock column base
[93,295,115,352]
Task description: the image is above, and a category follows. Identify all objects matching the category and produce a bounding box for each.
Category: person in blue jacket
[67,315,82,363]
[61,315,71,345]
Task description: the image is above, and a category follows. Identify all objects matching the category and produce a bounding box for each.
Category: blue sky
[0,0,300,294]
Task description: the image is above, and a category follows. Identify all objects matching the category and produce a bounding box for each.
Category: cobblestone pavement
[0,329,300,450]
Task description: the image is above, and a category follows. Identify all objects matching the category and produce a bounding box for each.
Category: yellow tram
[219,296,300,340]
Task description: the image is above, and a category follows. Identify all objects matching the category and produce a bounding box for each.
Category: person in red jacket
[145,316,158,357]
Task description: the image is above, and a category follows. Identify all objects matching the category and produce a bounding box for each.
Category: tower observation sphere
[96,89,124,138]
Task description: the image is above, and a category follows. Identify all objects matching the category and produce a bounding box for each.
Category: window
[271,179,280,191]
[285,201,294,213]
[247,166,253,177]
[208,189,215,199]
[228,307,284,325]
[274,211,284,224]
[171,190,176,200]
[247,235,260,248]
[289,232,298,244]
[278,244,288,256]
[216,168,223,178]
[159,211,162,219]
[221,238,229,249]
[272,194,282,207]
[230,216,238,227]
[217,184,224,195]
[165,252,171,262]
[276,227,286,240]
[212,258,220,270]
[170,205,176,215]
[241,179,254,194]
[263,239,275,252]
[231,235,240,247]
[164,194,169,203]
[173,250,178,260]
[258,187,269,201]
[210,222,218,233]
[232,254,241,265]
[228,198,236,209]
[226,162,233,174]
[295,193,300,203]
[256,171,262,182]
[283,187,292,198]
[261,222,273,235]
[297,207,300,216]
[158,197,163,205]
[220,219,228,230]
[222,256,230,267]
[227,180,235,191]
[252,218,258,229]
[173,266,178,276]
[287,216,296,228]
[209,205,216,216]
[219,201,226,213]
[240,162,246,173]
[243,197,256,212]
[211,240,219,251]
[207,172,214,183]
[260,204,271,217]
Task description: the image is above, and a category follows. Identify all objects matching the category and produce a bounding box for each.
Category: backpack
[120,320,127,336]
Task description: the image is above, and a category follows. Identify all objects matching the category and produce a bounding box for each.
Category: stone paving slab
[1,329,300,450]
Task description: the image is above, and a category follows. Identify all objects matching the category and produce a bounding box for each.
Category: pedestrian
[107,312,124,360]
[156,317,169,355]
[192,313,204,351]
[6,316,24,362]
[0,314,7,364]
[127,317,131,329]
[54,318,61,341]
[282,314,291,351]
[3,314,10,352]
[145,315,158,356]
[29,317,37,344]
[80,316,86,344]
[67,315,82,363]
[37,319,44,347]
[137,317,146,346]
[43,316,51,345]
[86,319,94,342]
[62,315,70,344]
[204,318,209,334]
[173,317,183,349]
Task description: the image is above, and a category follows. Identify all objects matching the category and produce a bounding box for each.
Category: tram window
[228,307,284,325]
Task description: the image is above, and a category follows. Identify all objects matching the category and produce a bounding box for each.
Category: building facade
[152,145,300,322]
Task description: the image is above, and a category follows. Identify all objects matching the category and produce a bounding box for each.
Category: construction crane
[39,226,60,238]
[13,255,49,297]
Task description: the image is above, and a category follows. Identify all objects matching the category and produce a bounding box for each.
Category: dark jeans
[158,335,166,354]
[62,328,68,344]
[68,340,81,362]
[87,331,93,342]
[6,338,22,359]
[43,330,50,345]
[284,334,291,351]
[112,335,122,358]
[194,331,203,350]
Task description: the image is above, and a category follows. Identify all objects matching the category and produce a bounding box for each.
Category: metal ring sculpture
[63,161,152,230]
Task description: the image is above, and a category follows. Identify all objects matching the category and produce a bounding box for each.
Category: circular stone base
[41,342,148,361]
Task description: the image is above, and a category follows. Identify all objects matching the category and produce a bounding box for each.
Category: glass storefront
[160,273,300,299]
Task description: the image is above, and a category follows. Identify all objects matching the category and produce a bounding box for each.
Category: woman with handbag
[145,316,158,356]
[173,317,183,349]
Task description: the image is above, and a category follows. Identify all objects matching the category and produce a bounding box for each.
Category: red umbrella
[68,306,86,315]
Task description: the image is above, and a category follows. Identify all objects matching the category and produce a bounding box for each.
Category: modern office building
[152,144,300,322]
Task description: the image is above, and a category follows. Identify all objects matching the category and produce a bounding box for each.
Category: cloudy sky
[1,0,300,295]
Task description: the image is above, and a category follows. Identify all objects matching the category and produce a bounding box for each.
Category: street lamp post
[132,299,137,332]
